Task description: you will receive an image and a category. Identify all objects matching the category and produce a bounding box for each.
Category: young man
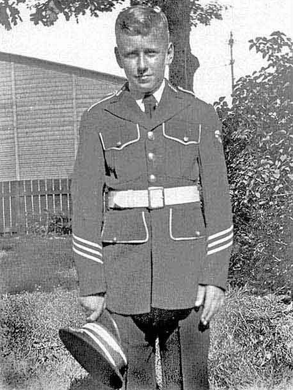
[72,5,233,390]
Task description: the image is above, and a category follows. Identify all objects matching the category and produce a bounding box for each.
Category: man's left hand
[195,285,225,326]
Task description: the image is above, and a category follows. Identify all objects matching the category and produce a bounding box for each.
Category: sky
[1,0,292,104]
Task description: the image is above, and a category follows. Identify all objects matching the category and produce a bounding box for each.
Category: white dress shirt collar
[135,79,165,112]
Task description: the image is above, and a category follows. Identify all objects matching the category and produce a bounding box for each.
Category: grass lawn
[0,235,293,390]
[0,235,76,294]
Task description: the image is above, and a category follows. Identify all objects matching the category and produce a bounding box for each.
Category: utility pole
[228,31,235,93]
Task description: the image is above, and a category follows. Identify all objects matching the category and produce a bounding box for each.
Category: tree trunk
[160,0,199,91]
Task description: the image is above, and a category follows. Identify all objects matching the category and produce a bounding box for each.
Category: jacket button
[147,131,155,140]
[148,152,155,161]
[149,174,156,183]
[116,141,122,147]
[195,231,201,237]
[183,136,189,142]
[113,236,117,243]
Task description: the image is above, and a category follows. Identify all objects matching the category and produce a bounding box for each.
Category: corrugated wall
[0,54,124,234]
[0,55,124,182]
[75,75,121,150]
[0,62,16,181]
[14,64,75,180]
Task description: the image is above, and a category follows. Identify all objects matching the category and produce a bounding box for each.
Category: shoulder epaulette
[177,86,196,97]
[87,91,117,112]
[116,83,127,96]
[87,83,127,112]
[167,82,178,93]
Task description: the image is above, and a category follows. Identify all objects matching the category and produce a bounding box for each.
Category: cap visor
[59,328,123,388]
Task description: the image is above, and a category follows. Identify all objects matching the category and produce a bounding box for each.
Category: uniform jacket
[72,80,233,315]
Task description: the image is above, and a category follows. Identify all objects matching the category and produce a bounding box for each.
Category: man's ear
[166,42,174,66]
[115,47,123,69]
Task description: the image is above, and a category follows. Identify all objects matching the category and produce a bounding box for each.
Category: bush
[26,209,72,236]
[215,32,293,295]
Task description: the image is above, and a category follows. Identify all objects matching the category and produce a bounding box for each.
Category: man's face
[115,29,174,97]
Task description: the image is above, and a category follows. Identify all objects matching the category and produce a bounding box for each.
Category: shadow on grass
[69,376,102,390]
[0,235,77,294]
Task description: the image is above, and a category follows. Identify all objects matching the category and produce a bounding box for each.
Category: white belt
[107,185,200,209]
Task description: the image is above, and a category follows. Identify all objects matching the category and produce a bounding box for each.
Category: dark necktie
[143,94,157,119]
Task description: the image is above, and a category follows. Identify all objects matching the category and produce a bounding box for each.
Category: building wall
[0,60,16,181]
[0,53,124,182]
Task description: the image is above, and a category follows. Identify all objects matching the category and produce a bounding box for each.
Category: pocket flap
[169,204,206,241]
[102,210,149,244]
[163,121,201,145]
[99,123,140,151]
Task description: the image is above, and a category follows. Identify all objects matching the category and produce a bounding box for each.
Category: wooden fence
[0,178,72,235]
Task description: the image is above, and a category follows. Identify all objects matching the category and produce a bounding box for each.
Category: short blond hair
[115,5,169,42]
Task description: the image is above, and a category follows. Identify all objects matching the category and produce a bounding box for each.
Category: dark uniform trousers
[107,308,209,390]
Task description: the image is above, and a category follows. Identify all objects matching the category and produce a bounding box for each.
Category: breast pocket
[163,120,201,180]
[100,123,145,183]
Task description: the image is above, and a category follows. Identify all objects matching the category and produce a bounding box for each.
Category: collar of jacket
[104,79,193,130]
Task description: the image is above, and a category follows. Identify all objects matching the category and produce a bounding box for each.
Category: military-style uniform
[72,80,233,389]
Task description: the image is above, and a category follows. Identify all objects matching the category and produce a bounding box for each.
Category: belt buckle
[148,187,165,209]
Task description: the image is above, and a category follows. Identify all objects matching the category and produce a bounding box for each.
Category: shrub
[44,209,72,235]
[26,209,72,236]
[215,32,293,294]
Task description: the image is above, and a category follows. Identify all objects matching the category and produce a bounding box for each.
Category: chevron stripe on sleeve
[72,234,103,264]
[207,225,233,256]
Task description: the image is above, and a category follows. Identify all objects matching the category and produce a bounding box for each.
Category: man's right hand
[79,295,106,322]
